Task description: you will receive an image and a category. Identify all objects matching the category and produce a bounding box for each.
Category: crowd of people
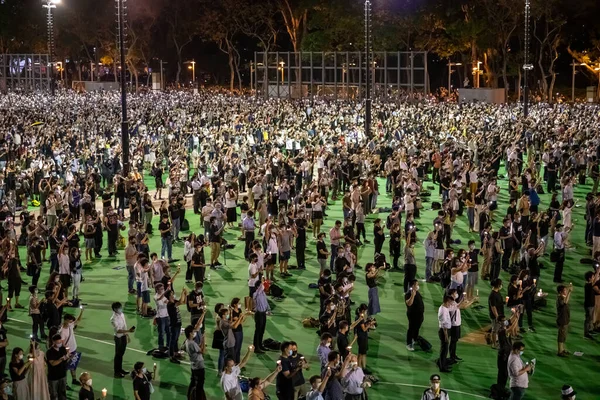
[0,90,598,400]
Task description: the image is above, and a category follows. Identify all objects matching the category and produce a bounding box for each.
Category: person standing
[9,347,32,400]
[488,279,505,348]
[437,295,453,373]
[507,342,532,400]
[154,283,171,352]
[221,348,254,400]
[110,302,135,378]
[209,217,224,269]
[46,334,69,400]
[447,289,463,364]
[556,284,573,357]
[166,288,187,364]
[28,341,50,400]
[0,317,8,379]
[405,279,424,352]
[132,362,155,400]
[329,221,344,271]
[316,233,329,273]
[584,271,599,339]
[58,311,84,386]
[252,280,270,354]
[158,215,173,262]
[184,321,207,400]
[420,374,449,400]
[553,224,569,283]
[243,211,257,260]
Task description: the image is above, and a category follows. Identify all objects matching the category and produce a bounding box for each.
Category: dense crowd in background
[0,91,598,400]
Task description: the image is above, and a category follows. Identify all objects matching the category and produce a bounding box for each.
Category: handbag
[212,329,224,350]
[145,375,155,394]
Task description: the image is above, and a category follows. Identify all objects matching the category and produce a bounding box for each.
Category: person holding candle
[488,279,505,348]
[77,372,95,400]
[556,284,573,357]
[420,374,449,400]
[184,318,207,400]
[46,334,70,400]
[220,347,254,400]
[9,347,31,400]
[132,362,155,400]
[247,364,281,400]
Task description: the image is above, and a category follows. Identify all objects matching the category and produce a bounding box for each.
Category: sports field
[9,171,599,400]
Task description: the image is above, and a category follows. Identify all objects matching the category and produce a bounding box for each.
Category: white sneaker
[406,344,414,351]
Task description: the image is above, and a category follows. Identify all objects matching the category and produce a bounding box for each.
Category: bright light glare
[51,0,61,4]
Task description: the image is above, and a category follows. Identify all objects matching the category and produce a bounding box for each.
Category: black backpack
[270,284,284,298]
[39,300,49,323]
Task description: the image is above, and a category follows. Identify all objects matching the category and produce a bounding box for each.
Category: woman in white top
[225,188,238,228]
[265,223,279,282]
[58,242,72,299]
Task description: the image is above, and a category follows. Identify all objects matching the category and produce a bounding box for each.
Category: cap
[561,385,576,396]
[429,374,441,381]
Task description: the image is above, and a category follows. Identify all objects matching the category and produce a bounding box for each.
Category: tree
[166,0,201,84]
[532,0,565,102]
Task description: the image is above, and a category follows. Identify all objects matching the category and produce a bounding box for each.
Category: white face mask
[18,354,23,360]
[330,304,335,310]
[433,382,440,390]
[325,342,331,348]
[86,379,92,387]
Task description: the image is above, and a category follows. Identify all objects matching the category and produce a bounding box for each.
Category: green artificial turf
[8,168,600,400]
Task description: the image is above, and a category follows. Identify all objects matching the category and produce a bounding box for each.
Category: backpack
[386,215,393,229]
[270,284,284,299]
[181,219,190,231]
[212,329,224,350]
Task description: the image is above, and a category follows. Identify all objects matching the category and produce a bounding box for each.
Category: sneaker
[170,357,181,364]
[214,261,222,266]
[528,327,536,333]
[406,344,414,351]
[584,334,595,340]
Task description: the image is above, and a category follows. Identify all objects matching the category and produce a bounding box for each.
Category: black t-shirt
[209,224,221,243]
[158,221,171,238]
[275,355,294,394]
[46,346,68,381]
[318,276,331,301]
[101,193,112,208]
[405,291,425,318]
[9,360,27,381]
[133,376,151,400]
[316,241,327,259]
[167,302,182,326]
[507,285,521,307]
[288,353,306,386]
[557,296,570,326]
[488,291,505,320]
[319,311,337,337]
[188,290,205,318]
[168,204,180,220]
[78,387,95,400]
[337,332,349,359]
[468,249,479,272]
[334,257,349,276]
[500,226,513,249]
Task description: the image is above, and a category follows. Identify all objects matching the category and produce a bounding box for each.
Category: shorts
[491,318,501,334]
[85,238,95,249]
[142,290,151,304]
[557,324,568,343]
[313,211,323,220]
[266,253,277,266]
[60,273,71,288]
[468,271,479,286]
[281,251,291,261]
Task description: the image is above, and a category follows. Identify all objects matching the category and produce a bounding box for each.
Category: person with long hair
[9,347,31,400]
[28,286,46,341]
[27,341,50,400]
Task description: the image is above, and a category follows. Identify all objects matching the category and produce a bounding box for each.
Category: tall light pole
[42,0,60,95]
[523,0,533,117]
[448,62,462,94]
[364,0,372,138]
[571,62,587,103]
[186,60,196,84]
[116,0,130,176]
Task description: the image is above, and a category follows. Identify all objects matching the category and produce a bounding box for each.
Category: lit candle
[248,345,254,351]
[533,279,537,285]
[101,388,107,398]
[476,289,479,296]
[505,296,509,304]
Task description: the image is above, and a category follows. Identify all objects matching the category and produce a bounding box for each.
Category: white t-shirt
[59,323,77,352]
[248,262,259,287]
[58,254,70,275]
[154,293,168,318]
[221,366,242,400]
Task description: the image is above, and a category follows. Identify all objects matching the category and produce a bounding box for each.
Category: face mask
[330,305,335,311]
[503,320,509,326]
[452,293,458,300]
[350,361,358,368]
[415,285,420,291]
[55,343,63,348]
[519,351,524,356]
[292,351,297,356]
[288,350,293,356]
[433,382,440,390]
[86,379,92,387]
[237,304,241,310]
[34,290,39,295]
[142,367,147,374]
[18,354,23,360]
[226,315,230,320]
[325,342,331,348]
[55,277,60,283]
[3,386,12,396]
[117,308,123,314]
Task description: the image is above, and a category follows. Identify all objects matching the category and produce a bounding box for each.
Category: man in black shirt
[132,361,153,400]
[158,215,173,261]
[208,217,223,269]
[276,341,303,400]
[405,279,425,351]
[168,197,181,242]
[316,233,329,273]
[584,271,598,339]
[318,269,332,314]
[187,281,205,342]
[488,279,505,348]
[47,334,69,400]
[336,321,351,360]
